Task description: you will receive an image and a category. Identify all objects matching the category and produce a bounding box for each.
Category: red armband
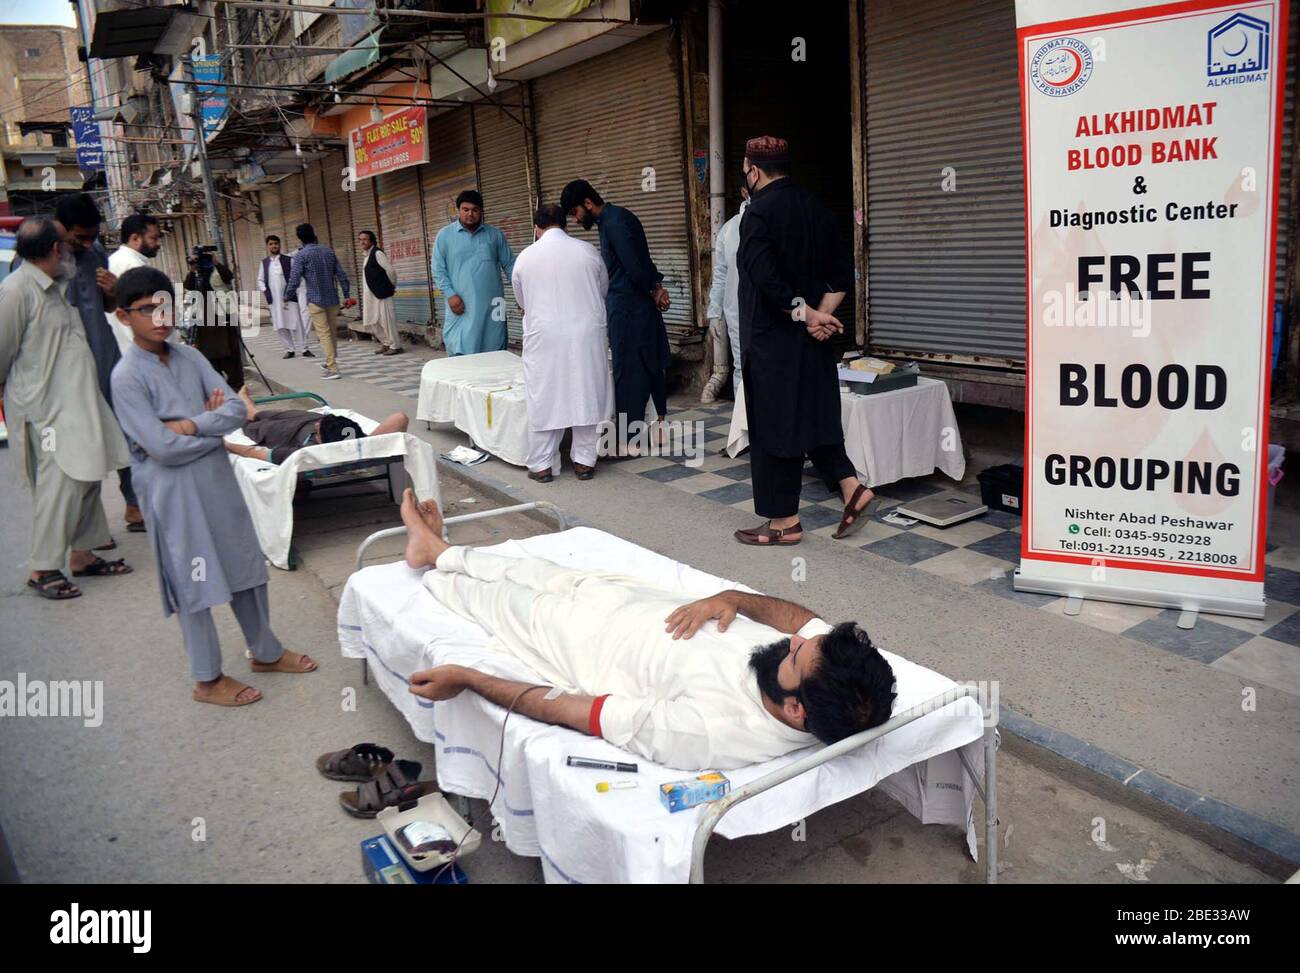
[588,694,610,737]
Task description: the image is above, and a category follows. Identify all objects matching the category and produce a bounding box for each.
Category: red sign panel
[350,106,427,180]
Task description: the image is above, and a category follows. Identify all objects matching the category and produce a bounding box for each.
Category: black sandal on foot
[27,571,82,600]
[71,557,133,577]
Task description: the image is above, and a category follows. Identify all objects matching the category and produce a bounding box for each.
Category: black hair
[533,203,565,230]
[120,213,159,243]
[15,217,62,259]
[559,180,602,213]
[358,229,377,246]
[265,234,281,244]
[799,622,896,745]
[116,266,174,309]
[296,223,317,244]
[455,189,483,209]
[55,193,102,231]
[318,415,366,444]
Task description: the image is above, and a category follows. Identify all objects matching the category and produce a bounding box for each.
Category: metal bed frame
[348,515,1000,884]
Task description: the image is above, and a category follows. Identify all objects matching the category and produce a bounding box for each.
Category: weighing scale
[893,492,988,527]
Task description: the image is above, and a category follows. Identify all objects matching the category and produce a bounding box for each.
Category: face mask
[743,166,759,196]
[57,246,77,279]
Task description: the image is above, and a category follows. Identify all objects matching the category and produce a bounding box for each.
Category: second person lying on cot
[223,386,409,463]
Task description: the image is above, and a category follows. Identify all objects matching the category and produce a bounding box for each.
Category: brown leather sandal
[338,760,438,818]
[832,485,882,540]
[734,521,804,546]
[251,650,318,674]
[316,743,400,782]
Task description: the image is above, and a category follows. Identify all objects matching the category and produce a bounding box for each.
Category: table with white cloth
[416,351,530,467]
[727,376,966,488]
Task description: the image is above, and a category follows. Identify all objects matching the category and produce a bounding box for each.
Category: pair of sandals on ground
[735,482,883,547]
[317,742,438,818]
[194,650,319,707]
[27,545,134,601]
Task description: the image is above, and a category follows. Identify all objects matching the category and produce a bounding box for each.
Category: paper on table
[837,367,877,384]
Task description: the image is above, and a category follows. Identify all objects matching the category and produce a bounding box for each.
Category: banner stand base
[1013,570,1266,622]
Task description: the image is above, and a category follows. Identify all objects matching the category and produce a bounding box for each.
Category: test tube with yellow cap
[595,781,638,793]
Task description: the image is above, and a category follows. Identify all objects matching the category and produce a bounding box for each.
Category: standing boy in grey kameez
[110,266,318,707]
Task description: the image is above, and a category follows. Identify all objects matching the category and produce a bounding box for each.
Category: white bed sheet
[338,526,986,884]
[415,352,530,467]
[225,407,439,569]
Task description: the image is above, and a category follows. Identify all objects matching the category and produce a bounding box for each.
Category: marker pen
[566,756,638,773]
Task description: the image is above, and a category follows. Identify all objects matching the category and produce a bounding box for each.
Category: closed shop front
[322,149,359,294]
[280,171,308,250]
[234,202,264,297]
[260,182,285,249]
[473,95,535,345]
[420,108,477,330]
[862,0,1296,367]
[533,29,694,341]
[378,165,433,326]
[304,158,332,248]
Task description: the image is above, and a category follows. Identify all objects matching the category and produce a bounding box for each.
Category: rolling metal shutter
[280,171,308,247]
[234,204,263,297]
[533,29,694,338]
[304,158,333,247]
[420,109,478,331]
[864,0,1025,365]
[378,165,432,325]
[260,183,285,249]
[322,149,359,302]
[473,96,535,345]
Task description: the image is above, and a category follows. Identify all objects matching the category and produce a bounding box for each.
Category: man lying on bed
[397,489,896,771]
[223,385,409,463]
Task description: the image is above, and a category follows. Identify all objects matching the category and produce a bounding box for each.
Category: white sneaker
[322,371,342,381]
[319,362,330,371]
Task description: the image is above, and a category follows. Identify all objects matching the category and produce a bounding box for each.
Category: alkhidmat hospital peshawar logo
[1031,36,1094,97]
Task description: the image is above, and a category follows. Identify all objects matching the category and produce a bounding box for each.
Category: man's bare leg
[371,412,410,436]
[400,488,448,568]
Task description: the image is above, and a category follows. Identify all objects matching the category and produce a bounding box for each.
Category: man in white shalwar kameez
[358,230,402,355]
[510,205,612,483]
[258,235,312,358]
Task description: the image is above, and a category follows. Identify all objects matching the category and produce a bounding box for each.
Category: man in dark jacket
[561,179,671,457]
[734,136,877,547]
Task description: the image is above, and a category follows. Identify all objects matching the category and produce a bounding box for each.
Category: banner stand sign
[1014,0,1287,620]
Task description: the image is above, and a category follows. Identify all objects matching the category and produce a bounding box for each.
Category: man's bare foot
[250,649,318,673]
[193,674,262,706]
[400,488,448,568]
[237,385,257,421]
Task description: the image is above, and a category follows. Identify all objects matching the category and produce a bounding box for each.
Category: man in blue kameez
[560,180,671,458]
[110,267,318,707]
[431,189,516,355]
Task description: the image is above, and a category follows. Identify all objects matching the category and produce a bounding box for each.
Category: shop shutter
[864,0,1026,364]
[279,171,308,249]
[420,109,478,331]
[473,96,535,345]
[378,165,432,325]
[533,29,694,338]
[260,182,285,250]
[304,158,333,248]
[322,149,359,308]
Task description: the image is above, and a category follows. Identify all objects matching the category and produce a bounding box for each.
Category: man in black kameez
[561,179,672,457]
[734,136,878,546]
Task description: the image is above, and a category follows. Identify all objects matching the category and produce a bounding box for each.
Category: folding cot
[339,502,999,884]
[224,392,439,569]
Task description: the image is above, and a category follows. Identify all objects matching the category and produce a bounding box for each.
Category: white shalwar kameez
[510,227,613,473]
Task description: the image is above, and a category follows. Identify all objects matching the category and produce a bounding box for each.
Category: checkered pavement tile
[1212,637,1300,695]
[698,481,754,505]
[973,574,1061,608]
[862,532,956,565]
[640,464,706,484]
[1122,611,1254,665]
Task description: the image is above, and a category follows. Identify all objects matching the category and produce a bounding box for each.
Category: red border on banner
[1018,0,1287,583]
[349,106,428,181]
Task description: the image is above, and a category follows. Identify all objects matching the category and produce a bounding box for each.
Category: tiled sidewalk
[245,327,434,397]
[637,400,1300,698]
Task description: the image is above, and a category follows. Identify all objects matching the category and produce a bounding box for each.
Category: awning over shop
[324,29,384,85]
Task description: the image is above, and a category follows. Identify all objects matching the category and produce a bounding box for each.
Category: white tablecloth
[415,351,529,467]
[727,376,966,487]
